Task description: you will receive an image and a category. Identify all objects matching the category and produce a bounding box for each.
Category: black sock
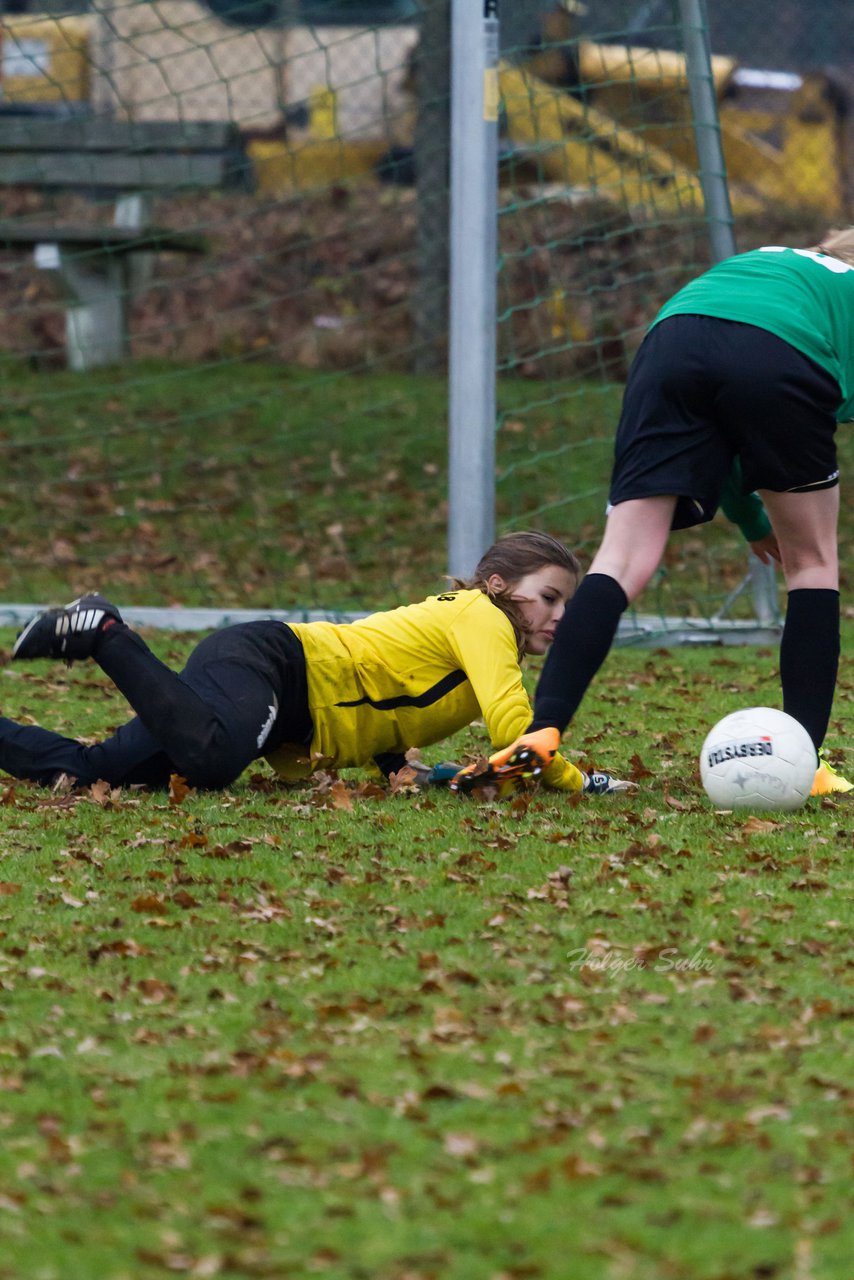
[780,587,839,752]
[530,573,629,732]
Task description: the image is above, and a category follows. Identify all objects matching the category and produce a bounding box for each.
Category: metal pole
[678,0,736,263]
[447,0,500,578]
[414,0,451,374]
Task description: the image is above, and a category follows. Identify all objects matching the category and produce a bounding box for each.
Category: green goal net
[0,0,847,630]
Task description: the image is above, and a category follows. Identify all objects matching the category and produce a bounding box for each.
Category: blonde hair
[454,530,580,657]
[812,227,854,267]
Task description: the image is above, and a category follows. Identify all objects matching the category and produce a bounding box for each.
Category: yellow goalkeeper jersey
[265,588,582,791]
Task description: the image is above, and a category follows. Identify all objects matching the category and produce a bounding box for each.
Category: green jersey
[653,246,854,421]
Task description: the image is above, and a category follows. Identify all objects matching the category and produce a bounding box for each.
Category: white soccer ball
[699,707,817,812]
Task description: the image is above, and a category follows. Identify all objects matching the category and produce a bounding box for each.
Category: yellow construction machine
[513,17,849,219]
[0,7,847,217]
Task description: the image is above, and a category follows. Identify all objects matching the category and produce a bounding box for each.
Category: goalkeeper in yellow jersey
[4,531,634,796]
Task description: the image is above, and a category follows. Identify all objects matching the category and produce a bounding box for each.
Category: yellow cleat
[810,752,854,797]
[450,727,561,795]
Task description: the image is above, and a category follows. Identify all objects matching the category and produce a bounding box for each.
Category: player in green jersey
[458,230,854,799]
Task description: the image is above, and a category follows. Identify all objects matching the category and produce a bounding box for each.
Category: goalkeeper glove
[450,728,560,795]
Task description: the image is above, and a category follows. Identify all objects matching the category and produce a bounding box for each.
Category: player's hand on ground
[749,532,782,564]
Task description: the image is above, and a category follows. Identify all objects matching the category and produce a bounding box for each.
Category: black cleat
[12,594,122,664]
[582,770,638,795]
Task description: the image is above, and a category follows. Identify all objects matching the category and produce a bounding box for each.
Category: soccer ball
[699,707,817,812]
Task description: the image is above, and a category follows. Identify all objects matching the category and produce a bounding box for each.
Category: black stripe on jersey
[335,669,468,711]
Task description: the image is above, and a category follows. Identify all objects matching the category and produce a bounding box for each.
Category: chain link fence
[0,0,850,616]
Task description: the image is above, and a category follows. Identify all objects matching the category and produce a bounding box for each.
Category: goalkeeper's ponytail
[812,227,854,266]
[452,531,580,658]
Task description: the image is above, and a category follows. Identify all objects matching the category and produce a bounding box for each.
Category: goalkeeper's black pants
[0,621,313,790]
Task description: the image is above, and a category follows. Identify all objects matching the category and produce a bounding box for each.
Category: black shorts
[181,620,314,755]
[608,315,842,530]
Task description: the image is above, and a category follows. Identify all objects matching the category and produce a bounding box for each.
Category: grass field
[4,358,844,618]
[0,363,851,1280]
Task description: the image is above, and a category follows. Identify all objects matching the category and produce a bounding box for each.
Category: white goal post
[445,0,781,643]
